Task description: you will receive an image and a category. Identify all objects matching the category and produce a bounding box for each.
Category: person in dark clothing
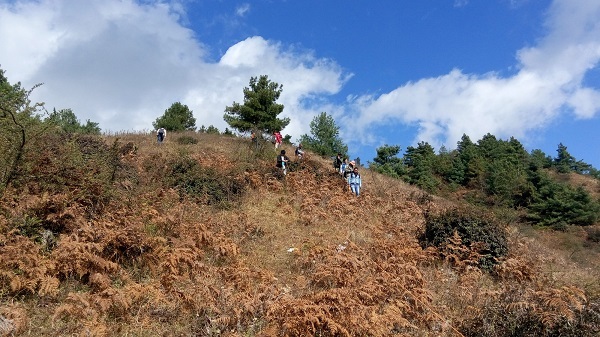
[334,153,343,172]
[276,150,290,175]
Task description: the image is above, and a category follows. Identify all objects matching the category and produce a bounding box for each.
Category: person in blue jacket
[348,166,362,197]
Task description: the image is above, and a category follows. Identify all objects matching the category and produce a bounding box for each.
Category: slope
[0,131,598,336]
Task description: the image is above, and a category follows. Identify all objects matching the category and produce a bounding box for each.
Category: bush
[176,136,198,145]
[167,157,245,208]
[421,208,508,270]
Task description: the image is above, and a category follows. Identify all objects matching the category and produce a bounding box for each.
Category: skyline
[1,0,599,167]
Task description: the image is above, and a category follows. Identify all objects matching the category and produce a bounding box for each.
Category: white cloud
[235,3,250,17]
[350,0,600,150]
[0,0,348,138]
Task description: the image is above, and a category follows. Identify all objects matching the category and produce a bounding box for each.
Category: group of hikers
[333,152,362,197]
[275,130,362,197]
[154,127,361,197]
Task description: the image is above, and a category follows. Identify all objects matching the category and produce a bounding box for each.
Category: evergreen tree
[370,144,405,178]
[529,149,553,170]
[554,143,576,174]
[298,112,347,157]
[404,141,439,192]
[223,75,289,137]
[153,102,196,131]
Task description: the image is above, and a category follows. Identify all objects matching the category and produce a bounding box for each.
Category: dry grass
[0,132,598,336]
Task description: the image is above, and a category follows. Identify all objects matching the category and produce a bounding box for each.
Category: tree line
[369,135,600,230]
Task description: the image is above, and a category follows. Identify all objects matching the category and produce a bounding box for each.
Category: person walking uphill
[276,149,290,176]
[157,127,166,144]
[348,167,362,197]
[274,131,283,149]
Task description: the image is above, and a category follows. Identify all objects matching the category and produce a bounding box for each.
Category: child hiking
[276,149,290,176]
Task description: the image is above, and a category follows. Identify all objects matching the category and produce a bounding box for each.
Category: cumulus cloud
[348,0,600,150]
[0,0,348,138]
[2,0,599,153]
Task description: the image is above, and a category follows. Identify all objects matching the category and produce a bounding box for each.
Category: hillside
[0,132,599,336]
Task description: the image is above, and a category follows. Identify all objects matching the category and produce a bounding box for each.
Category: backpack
[276,155,283,168]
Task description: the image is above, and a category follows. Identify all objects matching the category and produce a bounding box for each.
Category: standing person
[334,153,343,172]
[349,167,362,197]
[157,127,166,144]
[339,158,348,177]
[274,131,283,149]
[344,160,355,181]
[276,149,290,175]
[295,143,305,159]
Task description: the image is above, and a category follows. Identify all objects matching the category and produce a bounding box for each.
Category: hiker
[295,143,305,159]
[334,153,343,172]
[157,127,166,143]
[276,149,290,175]
[344,160,355,183]
[348,167,362,197]
[339,158,348,177]
[274,131,283,149]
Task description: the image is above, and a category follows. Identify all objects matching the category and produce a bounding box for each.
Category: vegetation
[45,108,101,134]
[223,75,290,137]
[298,112,348,157]
[152,101,197,131]
[373,133,600,230]
[0,68,598,336]
[421,208,508,270]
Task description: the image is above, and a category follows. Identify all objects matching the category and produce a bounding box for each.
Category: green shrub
[421,208,508,270]
[168,157,245,208]
[176,135,198,145]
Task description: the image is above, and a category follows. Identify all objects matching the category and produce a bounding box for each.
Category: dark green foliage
[421,208,508,270]
[370,144,405,178]
[176,136,198,145]
[167,157,245,208]
[298,112,348,157]
[223,75,289,136]
[153,102,196,131]
[403,141,439,192]
[529,149,553,169]
[45,108,101,134]
[526,168,599,228]
[554,143,576,174]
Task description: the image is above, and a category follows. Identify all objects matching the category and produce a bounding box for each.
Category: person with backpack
[348,166,362,197]
[276,149,290,175]
[157,127,166,143]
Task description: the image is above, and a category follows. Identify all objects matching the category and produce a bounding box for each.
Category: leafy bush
[176,135,198,145]
[167,157,245,207]
[421,208,508,270]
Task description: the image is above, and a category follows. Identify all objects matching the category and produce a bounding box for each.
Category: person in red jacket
[274,131,283,149]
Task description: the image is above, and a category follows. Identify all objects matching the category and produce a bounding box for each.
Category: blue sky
[1,0,599,168]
